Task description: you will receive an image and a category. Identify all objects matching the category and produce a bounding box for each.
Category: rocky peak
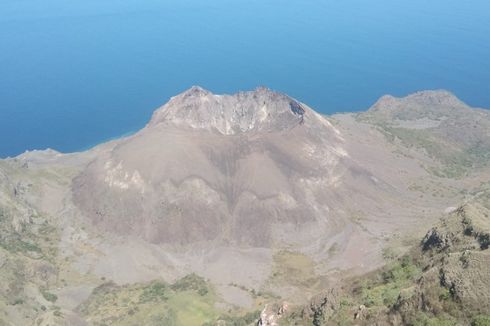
[147,87,306,135]
[178,85,212,98]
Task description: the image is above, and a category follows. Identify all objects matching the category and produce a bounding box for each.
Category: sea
[1,0,489,157]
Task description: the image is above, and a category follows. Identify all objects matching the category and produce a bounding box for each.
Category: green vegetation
[410,312,457,326]
[282,197,490,325]
[270,250,319,289]
[378,126,475,178]
[472,315,490,326]
[0,187,61,324]
[206,310,261,326]
[358,116,490,178]
[167,291,217,326]
[359,255,421,308]
[139,281,169,303]
[80,275,264,326]
[479,233,490,250]
[282,252,462,325]
[40,288,58,303]
[79,274,220,326]
[0,236,41,254]
[170,273,209,296]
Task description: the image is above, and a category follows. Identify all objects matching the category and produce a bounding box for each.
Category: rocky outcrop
[257,302,289,326]
[301,288,341,325]
[421,227,454,252]
[148,86,305,135]
[0,167,36,233]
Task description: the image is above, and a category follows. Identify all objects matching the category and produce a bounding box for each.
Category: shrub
[12,298,24,305]
[411,312,457,326]
[139,281,169,303]
[478,233,490,250]
[171,273,209,296]
[41,288,58,303]
[472,315,490,326]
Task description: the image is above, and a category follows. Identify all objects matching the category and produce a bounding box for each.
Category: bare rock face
[301,288,341,324]
[0,165,36,233]
[421,227,454,252]
[257,303,289,326]
[148,86,306,135]
[72,87,384,248]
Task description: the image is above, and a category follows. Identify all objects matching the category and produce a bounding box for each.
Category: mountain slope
[0,87,489,325]
[272,188,490,326]
[72,87,351,247]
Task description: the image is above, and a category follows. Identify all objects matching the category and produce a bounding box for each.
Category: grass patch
[270,250,318,288]
[167,291,217,325]
[472,315,490,326]
[79,274,219,326]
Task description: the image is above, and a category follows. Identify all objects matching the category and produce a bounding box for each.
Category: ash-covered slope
[73,87,380,248]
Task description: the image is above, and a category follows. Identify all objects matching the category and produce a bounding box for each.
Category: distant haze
[1,0,489,157]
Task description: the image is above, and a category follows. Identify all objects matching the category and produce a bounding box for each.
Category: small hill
[358,90,490,178]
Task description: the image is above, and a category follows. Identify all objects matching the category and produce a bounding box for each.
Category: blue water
[1,0,490,157]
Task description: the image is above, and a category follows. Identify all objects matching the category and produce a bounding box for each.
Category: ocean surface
[1,0,489,157]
